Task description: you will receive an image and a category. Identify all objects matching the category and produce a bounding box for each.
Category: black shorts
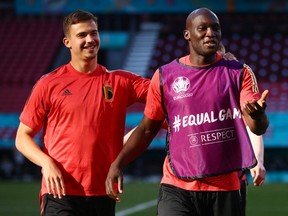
[157,184,243,216]
[41,194,115,216]
[240,179,248,216]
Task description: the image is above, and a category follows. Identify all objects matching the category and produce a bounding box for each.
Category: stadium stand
[147,13,288,112]
[0,15,63,112]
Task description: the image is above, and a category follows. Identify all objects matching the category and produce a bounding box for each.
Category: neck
[188,53,217,66]
[70,58,98,73]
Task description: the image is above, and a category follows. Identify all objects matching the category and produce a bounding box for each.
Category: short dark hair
[63,10,98,37]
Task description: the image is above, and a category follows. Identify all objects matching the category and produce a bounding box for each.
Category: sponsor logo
[62,89,72,96]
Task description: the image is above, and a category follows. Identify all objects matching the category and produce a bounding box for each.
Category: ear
[183,30,190,40]
[63,37,71,49]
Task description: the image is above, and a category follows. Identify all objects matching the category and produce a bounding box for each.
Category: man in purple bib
[106,7,269,216]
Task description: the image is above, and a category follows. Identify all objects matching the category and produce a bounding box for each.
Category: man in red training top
[15,10,150,216]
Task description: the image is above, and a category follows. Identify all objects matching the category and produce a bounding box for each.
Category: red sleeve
[128,72,151,105]
[19,78,49,132]
[240,64,262,126]
[240,64,261,108]
[144,69,165,120]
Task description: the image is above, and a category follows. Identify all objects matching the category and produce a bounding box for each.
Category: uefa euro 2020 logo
[172,76,190,94]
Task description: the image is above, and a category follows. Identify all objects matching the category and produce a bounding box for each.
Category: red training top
[20,63,150,196]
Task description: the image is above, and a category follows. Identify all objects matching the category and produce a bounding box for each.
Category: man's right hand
[42,157,66,199]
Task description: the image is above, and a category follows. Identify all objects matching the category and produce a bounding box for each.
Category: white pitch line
[116,199,157,216]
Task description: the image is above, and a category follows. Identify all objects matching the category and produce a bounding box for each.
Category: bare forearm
[246,126,264,163]
[15,124,52,168]
[117,118,163,169]
[117,126,156,168]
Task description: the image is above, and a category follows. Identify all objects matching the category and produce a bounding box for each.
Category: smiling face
[184,8,221,62]
[63,19,100,62]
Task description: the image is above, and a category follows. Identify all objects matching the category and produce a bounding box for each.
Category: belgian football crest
[102,85,113,100]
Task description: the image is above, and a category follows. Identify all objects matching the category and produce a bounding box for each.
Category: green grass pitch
[0,181,287,216]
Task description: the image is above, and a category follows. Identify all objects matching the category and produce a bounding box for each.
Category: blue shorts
[41,194,115,216]
[157,184,243,216]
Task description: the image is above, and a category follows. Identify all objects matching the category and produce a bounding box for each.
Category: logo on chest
[102,85,113,100]
[62,89,72,96]
[172,76,193,100]
[172,76,190,93]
